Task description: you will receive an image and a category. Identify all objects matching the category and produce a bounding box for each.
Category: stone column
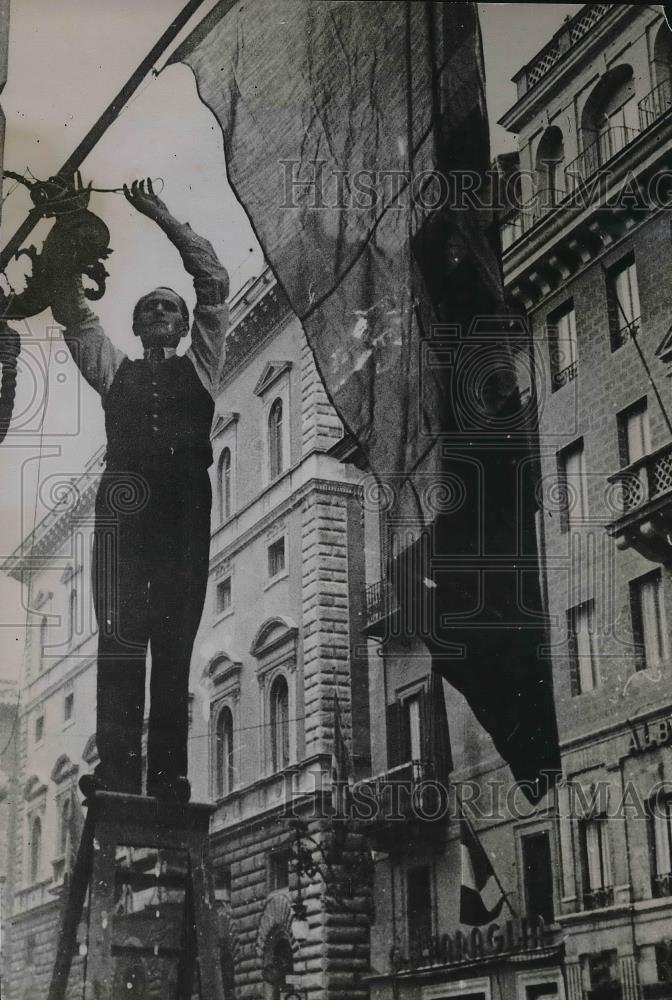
[565,960,584,1000]
[619,953,641,1000]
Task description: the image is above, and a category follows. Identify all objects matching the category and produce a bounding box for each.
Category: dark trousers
[91,464,211,789]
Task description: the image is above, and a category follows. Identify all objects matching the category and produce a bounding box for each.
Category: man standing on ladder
[51,178,229,803]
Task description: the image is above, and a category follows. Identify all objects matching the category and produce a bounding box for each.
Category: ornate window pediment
[211,411,240,441]
[250,617,298,663]
[203,654,243,690]
[253,361,292,398]
[24,774,47,802]
[82,733,99,766]
[51,754,78,784]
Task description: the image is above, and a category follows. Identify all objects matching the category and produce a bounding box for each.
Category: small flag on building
[459,813,506,926]
[331,695,353,820]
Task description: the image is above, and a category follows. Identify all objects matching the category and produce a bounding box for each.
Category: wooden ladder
[47,790,225,1000]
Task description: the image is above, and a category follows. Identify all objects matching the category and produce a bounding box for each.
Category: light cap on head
[132,286,189,338]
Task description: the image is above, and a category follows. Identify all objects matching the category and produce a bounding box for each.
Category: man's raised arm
[124,180,229,397]
[51,273,125,400]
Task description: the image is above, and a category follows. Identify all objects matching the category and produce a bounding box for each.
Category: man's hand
[123,178,174,227]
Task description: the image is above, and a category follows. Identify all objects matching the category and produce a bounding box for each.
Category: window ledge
[214,607,234,626]
[264,570,289,592]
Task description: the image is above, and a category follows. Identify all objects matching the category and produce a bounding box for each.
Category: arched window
[69,589,77,642]
[60,797,71,857]
[219,448,232,522]
[535,126,566,208]
[40,616,48,668]
[263,931,294,1000]
[268,399,284,479]
[270,676,289,772]
[29,816,42,883]
[646,24,672,128]
[215,706,235,797]
[580,65,637,175]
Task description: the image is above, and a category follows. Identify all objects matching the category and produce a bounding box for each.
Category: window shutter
[630,580,646,671]
[386,702,403,769]
[568,612,580,696]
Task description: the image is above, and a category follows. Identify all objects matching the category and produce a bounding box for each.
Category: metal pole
[0,0,209,276]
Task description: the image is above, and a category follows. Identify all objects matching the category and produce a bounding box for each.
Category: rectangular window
[652,798,672,896]
[268,538,286,578]
[407,866,432,963]
[521,831,555,923]
[631,570,668,671]
[558,440,587,530]
[568,601,597,695]
[63,692,74,722]
[35,714,44,744]
[402,693,423,761]
[268,849,290,891]
[618,398,650,467]
[216,577,232,614]
[588,950,619,991]
[608,254,641,349]
[655,942,672,983]
[548,301,577,390]
[215,864,232,903]
[581,818,612,909]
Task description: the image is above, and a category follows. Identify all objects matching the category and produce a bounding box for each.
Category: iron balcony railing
[565,126,639,189]
[362,577,398,631]
[639,78,672,131]
[501,188,567,248]
[609,442,672,515]
[653,871,672,898]
[351,759,441,828]
[582,885,614,911]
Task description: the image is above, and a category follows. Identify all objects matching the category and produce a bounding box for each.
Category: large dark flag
[459,812,506,926]
[170,0,559,799]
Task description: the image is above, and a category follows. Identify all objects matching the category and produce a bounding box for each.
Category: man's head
[132,287,189,347]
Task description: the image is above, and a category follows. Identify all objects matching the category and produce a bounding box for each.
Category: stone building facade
[0,267,372,998]
[358,5,672,1000]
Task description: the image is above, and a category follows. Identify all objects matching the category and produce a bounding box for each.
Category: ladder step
[112,943,183,960]
[114,870,187,891]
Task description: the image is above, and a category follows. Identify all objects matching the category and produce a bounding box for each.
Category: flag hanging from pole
[169,0,560,799]
[459,813,506,927]
[331,695,353,820]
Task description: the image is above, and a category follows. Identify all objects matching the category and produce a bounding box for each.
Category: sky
[0,2,590,683]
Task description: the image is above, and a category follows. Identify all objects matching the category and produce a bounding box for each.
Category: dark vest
[104,356,214,472]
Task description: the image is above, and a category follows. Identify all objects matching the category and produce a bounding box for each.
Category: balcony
[362,577,398,637]
[606,443,672,562]
[639,79,672,131]
[583,885,614,911]
[565,127,639,189]
[501,188,567,248]
[653,871,672,898]
[352,760,447,849]
[552,359,578,391]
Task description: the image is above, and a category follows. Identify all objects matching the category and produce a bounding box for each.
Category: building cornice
[499,5,648,133]
[2,446,105,582]
[209,475,360,575]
